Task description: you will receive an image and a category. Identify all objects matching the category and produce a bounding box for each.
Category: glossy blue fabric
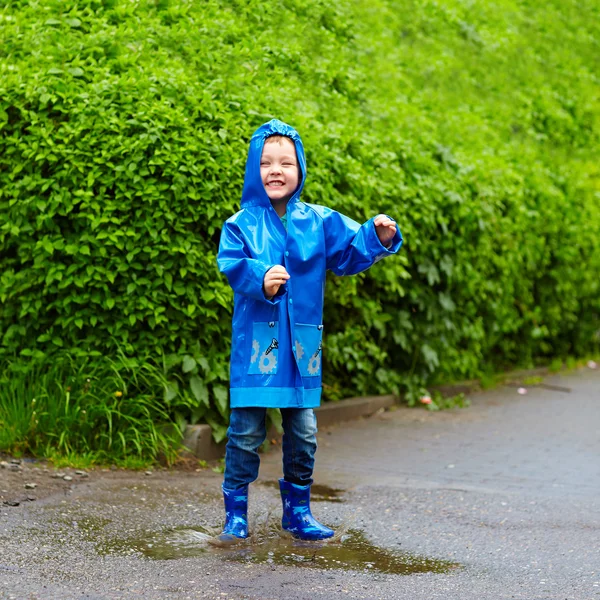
[217,119,403,409]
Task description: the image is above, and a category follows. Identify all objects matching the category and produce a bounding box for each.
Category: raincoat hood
[241,119,307,209]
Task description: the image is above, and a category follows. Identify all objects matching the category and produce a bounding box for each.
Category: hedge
[1,0,598,438]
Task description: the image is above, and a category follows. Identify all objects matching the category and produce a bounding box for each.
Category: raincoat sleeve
[217,220,283,304]
[321,208,403,276]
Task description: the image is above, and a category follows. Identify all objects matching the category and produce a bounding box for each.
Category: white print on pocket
[251,340,260,364]
[249,322,279,376]
[294,324,323,377]
[258,345,278,374]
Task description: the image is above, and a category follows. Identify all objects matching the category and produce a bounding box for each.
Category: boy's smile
[260,136,300,214]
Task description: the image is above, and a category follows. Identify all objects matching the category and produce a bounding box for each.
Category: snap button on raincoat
[217,120,403,409]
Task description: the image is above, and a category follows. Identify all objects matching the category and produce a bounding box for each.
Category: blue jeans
[223,408,318,490]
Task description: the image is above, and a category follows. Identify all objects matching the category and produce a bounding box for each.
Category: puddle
[71,515,113,535]
[261,480,346,503]
[102,526,460,575]
[100,527,215,559]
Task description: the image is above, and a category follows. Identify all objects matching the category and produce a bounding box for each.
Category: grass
[522,376,544,386]
[2,349,595,468]
[0,352,183,467]
[429,353,600,400]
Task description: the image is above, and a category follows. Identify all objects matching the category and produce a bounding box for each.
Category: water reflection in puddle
[104,526,460,575]
[260,480,346,503]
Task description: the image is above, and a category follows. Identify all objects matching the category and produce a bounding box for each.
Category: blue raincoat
[217,120,403,409]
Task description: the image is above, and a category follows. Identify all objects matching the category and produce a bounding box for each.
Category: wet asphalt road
[1,368,599,599]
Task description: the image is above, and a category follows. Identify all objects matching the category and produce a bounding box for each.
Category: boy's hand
[374,214,397,247]
[263,265,290,298]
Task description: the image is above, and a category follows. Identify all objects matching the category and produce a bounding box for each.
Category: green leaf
[182,355,196,373]
[211,424,228,445]
[421,344,440,371]
[163,354,182,372]
[190,375,209,407]
[190,406,206,424]
[213,385,229,418]
[164,380,179,402]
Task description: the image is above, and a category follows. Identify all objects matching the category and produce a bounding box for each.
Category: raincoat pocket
[248,321,280,376]
[294,323,323,377]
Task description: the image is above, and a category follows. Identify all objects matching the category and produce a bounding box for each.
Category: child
[216,119,402,543]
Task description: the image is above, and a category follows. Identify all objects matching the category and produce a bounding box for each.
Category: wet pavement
[1,367,599,599]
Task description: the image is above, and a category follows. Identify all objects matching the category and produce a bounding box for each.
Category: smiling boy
[216,119,402,543]
[261,135,299,215]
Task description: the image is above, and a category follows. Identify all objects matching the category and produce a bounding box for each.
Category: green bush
[0,352,182,465]
[1,0,598,455]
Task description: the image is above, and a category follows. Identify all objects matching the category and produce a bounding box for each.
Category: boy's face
[260,137,299,205]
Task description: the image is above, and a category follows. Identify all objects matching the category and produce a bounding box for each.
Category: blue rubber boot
[279,478,334,541]
[218,484,249,543]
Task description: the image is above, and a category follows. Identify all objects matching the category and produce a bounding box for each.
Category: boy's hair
[264,134,293,146]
